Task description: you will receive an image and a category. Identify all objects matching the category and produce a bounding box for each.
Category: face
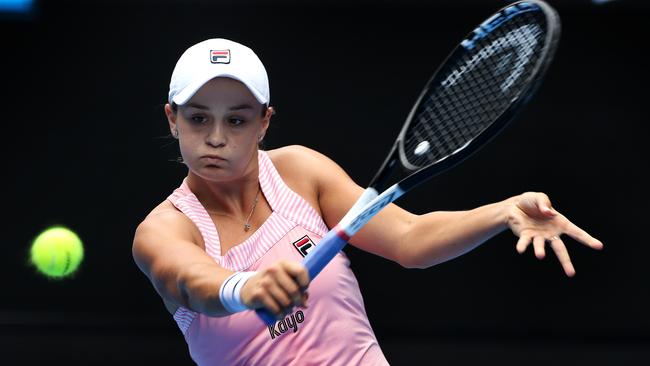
[164,77,272,182]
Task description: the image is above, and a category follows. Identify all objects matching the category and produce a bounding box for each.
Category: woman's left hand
[507,192,604,277]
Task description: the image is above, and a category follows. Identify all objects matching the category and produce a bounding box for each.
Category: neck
[186,169,260,217]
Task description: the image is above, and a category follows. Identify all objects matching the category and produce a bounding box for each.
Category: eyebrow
[184,102,254,111]
[184,102,209,110]
[228,103,255,111]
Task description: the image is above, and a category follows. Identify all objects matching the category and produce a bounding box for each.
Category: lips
[202,154,226,161]
[201,155,227,167]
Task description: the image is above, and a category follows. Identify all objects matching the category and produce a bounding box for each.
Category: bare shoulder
[266,145,363,227]
[267,145,332,170]
[132,200,204,266]
[266,145,348,183]
[266,146,349,209]
[138,200,193,235]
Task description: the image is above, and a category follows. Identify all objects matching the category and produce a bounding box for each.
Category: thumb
[537,196,556,217]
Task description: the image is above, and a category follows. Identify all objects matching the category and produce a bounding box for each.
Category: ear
[164,103,178,136]
[259,106,274,140]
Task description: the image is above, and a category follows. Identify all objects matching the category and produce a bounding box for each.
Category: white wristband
[219,271,256,313]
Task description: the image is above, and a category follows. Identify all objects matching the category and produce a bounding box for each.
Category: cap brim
[171,72,268,106]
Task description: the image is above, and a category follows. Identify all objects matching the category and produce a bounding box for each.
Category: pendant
[244,223,251,232]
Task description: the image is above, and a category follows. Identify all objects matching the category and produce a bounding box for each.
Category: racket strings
[402,10,548,169]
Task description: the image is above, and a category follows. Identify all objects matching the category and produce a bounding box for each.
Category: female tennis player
[132,38,603,365]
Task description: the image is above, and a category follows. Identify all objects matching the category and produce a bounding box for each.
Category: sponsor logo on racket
[210,49,231,64]
[461,2,538,50]
[445,24,540,92]
[292,235,315,257]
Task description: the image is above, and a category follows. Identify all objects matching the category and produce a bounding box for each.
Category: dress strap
[257,150,329,236]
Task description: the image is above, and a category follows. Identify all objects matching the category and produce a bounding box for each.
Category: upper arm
[270,145,415,265]
[132,208,228,309]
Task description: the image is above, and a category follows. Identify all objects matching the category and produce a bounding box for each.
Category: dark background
[1,0,645,365]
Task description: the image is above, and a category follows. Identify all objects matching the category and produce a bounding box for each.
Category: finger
[516,234,531,254]
[563,221,604,250]
[299,292,310,308]
[266,283,295,319]
[255,288,282,317]
[280,261,311,289]
[536,193,556,217]
[271,267,303,305]
[533,236,546,259]
[267,280,293,309]
[549,238,576,277]
[258,268,294,315]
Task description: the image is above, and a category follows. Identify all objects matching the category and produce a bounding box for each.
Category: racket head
[397,0,560,177]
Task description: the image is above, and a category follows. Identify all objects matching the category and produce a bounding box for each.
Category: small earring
[172,129,179,138]
[258,135,264,142]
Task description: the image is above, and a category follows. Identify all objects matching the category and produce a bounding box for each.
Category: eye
[228,117,245,126]
[190,114,207,124]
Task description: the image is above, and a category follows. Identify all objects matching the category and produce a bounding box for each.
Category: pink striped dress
[167,150,389,366]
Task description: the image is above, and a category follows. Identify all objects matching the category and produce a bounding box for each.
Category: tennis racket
[257,0,560,325]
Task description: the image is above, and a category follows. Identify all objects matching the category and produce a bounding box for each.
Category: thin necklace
[207,185,261,232]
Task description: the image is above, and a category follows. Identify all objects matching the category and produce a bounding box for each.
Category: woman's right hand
[240,260,310,319]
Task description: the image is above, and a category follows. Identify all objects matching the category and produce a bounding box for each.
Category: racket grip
[256,307,277,326]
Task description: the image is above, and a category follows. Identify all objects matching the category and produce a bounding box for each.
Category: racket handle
[302,228,349,280]
[256,307,277,326]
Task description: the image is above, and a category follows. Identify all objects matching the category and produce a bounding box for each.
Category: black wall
[2,0,646,364]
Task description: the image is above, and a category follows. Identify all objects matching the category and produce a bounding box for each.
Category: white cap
[168,38,270,106]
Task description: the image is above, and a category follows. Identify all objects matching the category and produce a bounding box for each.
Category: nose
[206,120,226,148]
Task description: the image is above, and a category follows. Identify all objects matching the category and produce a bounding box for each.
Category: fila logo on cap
[210,49,231,64]
[292,235,315,258]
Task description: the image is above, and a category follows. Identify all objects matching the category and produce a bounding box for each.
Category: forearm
[174,263,235,317]
[166,260,310,320]
[399,196,516,269]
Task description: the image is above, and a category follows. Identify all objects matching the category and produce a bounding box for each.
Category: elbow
[395,244,447,269]
[398,257,431,270]
[175,264,227,317]
[395,249,431,269]
[399,255,445,270]
[175,264,205,312]
[402,262,428,270]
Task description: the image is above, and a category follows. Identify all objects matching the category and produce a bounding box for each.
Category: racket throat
[339,188,379,226]
[342,185,405,236]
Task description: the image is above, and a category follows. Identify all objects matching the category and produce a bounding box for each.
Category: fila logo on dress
[292,235,316,258]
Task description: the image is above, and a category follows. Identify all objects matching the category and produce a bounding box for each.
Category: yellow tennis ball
[30,226,84,278]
